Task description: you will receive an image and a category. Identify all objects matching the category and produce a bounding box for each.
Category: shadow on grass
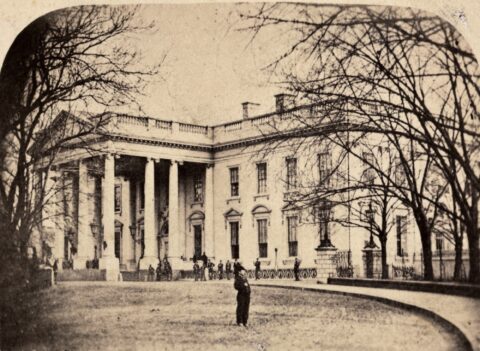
[0,286,57,350]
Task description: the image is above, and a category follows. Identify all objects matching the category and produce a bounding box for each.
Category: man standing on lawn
[193,261,200,281]
[293,257,301,281]
[218,260,224,280]
[225,260,232,280]
[234,269,251,327]
[254,258,261,280]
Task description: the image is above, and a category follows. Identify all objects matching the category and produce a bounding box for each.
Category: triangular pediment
[282,202,300,212]
[30,110,108,158]
[224,208,243,218]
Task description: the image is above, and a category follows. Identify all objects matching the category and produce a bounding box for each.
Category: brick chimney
[242,102,261,119]
[274,94,295,113]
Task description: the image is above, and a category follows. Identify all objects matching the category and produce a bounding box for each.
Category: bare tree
[242,4,480,283]
[0,5,161,348]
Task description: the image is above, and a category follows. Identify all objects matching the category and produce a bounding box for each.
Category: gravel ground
[16,281,465,351]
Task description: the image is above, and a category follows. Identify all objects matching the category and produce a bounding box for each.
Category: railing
[224,121,242,132]
[155,120,172,130]
[112,101,351,141]
[333,250,354,278]
[251,115,271,126]
[245,268,317,280]
[116,115,149,127]
[392,265,416,280]
[179,123,208,135]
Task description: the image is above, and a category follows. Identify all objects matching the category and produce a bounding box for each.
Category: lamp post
[364,202,377,249]
[274,247,278,272]
[317,200,334,249]
[90,222,102,238]
[436,231,444,281]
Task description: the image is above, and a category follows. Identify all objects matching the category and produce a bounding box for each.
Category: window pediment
[251,205,271,216]
[114,219,123,229]
[188,211,205,232]
[224,208,242,229]
[224,208,243,218]
[189,211,205,221]
[281,203,299,212]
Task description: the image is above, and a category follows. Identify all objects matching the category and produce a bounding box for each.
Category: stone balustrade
[108,102,349,147]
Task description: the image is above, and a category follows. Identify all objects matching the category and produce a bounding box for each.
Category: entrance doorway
[194,225,202,258]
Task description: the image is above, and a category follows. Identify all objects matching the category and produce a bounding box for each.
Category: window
[363,152,376,183]
[395,159,406,185]
[318,152,332,187]
[193,173,203,202]
[230,222,239,259]
[257,163,267,193]
[230,167,239,197]
[396,216,408,256]
[114,184,122,212]
[286,158,297,190]
[257,219,268,258]
[435,235,444,251]
[287,216,298,257]
[114,228,121,258]
[139,181,145,210]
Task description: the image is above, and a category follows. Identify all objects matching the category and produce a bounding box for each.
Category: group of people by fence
[147,257,172,281]
[145,253,303,282]
[191,254,302,282]
[192,252,243,281]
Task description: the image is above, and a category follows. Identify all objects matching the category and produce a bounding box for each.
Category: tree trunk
[453,236,463,281]
[421,239,434,280]
[415,214,434,280]
[466,227,480,284]
[380,238,389,279]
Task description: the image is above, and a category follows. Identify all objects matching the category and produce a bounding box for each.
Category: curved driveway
[251,280,480,351]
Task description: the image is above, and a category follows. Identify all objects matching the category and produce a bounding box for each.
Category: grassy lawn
[17,281,463,351]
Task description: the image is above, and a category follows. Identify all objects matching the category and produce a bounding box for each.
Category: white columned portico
[139,157,159,269]
[99,154,120,280]
[168,160,181,270]
[204,164,215,258]
[73,160,89,269]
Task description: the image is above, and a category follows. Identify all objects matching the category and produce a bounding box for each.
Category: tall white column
[73,160,89,269]
[121,180,132,268]
[168,160,180,269]
[139,158,159,269]
[134,180,142,265]
[44,168,64,270]
[204,164,215,258]
[99,154,119,280]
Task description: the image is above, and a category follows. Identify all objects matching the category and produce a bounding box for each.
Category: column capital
[206,163,215,169]
[170,159,183,166]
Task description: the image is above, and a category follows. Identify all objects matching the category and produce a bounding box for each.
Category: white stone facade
[36,97,441,279]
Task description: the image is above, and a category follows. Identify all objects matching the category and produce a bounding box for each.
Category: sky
[2,1,478,126]
[130,3,284,125]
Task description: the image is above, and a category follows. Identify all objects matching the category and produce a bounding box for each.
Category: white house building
[35,94,439,281]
